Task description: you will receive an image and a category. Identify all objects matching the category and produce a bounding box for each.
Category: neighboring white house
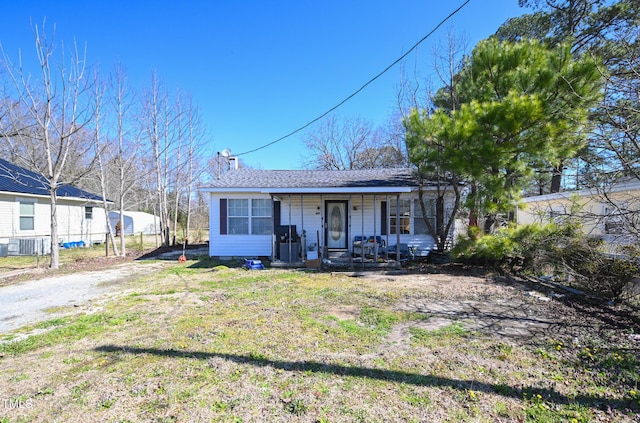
[517,177,640,249]
[0,159,111,255]
[200,167,458,263]
[108,211,160,236]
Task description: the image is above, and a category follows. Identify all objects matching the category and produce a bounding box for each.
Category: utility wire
[236,0,472,157]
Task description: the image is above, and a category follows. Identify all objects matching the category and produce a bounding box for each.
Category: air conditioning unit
[8,238,51,256]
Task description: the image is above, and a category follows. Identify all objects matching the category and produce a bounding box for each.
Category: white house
[108,211,160,236]
[0,159,111,255]
[517,177,640,250]
[200,167,457,264]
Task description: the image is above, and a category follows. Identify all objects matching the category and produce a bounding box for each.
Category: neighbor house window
[228,199,249,234]
[603,205,625,234]
[226,199,272,235]
[19,201,35,231]
[390,199,411,234]
[85,206,93,220]
[548,207,566,223]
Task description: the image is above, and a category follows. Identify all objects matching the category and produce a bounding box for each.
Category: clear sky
[0,1,528,170]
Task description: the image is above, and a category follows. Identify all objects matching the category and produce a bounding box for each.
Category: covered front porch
[268,189,420,269]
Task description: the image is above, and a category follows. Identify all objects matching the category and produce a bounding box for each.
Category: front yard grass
[0,260,638,422]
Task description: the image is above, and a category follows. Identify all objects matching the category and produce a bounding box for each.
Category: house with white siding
[0,159,111,255]
[517,177,640,250]
[201,166,458,265]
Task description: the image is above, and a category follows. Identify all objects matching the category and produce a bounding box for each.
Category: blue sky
[0,1,528,170]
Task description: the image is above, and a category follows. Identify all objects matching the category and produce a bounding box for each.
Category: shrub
[453,222,639,302]
[558,238,639,301]
[452,222,580,273]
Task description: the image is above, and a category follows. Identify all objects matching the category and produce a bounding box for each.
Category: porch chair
[384,243,414,261]
[352,235,366,258]
[366,236,385,258]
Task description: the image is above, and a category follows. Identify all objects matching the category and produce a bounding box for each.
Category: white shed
[109,211,160,236]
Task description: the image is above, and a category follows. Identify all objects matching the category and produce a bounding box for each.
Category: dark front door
[325,201,348,249]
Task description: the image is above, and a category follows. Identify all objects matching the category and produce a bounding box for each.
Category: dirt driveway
[0,261,169,335]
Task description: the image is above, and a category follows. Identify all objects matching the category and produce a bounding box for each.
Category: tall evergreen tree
[406,38,602,233]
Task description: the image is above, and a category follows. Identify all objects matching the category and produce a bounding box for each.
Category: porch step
[325,249,351,260]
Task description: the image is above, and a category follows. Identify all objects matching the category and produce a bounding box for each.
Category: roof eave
[200,186,414,194]
[0,190,112,204]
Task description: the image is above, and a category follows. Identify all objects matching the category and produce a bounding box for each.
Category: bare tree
[400,28,470,244]
[0,23,95,269]
[109,63,141,255]
[170,91,187,245]
[178,93,206,243]
[91,68,120,256]
[139,72,172,247]
[302,114,405,170]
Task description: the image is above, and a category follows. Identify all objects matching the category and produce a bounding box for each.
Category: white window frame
[18,198,36,231]
[390,198,411,235]
[413,198,437,236]
[227,198,272,236]
[251,199,272,235]
[228,199,249,234]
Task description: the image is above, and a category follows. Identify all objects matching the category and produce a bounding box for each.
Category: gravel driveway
[0,261,168,334]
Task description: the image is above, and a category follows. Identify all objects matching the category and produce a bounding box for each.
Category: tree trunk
[49,189,59,269]
[550,161,564,193]
[483,213,496,234]
[468,184,478,228]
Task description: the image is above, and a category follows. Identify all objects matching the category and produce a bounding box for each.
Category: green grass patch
[0,312,140,355]
[409,322,469,346]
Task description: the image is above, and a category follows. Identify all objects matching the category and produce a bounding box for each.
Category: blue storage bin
[243,259,264,270]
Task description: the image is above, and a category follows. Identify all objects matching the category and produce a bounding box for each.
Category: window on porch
[390,199,411,234]
[413,199,435,235]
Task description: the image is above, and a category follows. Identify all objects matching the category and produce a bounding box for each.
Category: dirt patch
[351,265,640,349]
[324,305,360,320]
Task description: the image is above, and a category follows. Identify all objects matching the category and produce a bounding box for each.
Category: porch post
[361,193,365,271]
[300,195,305,260]
[288,195,294,263]
[319,194,323,258]
[271,195,275,261]
[385,195,389,260]
[373,194,377,259]
[396,194,401,261]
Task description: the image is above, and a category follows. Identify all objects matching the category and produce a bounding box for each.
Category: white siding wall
[209,193,274,257]
[278,195,323,250]
[0,195,17,243]
[57,199,109,245]
[382,194,438,256]
[0,194,108,245]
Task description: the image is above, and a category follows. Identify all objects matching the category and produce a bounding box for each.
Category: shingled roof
[0,159,105,201]
[205,168,420,190]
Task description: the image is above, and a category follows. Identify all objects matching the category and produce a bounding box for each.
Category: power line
[236,0,472,157]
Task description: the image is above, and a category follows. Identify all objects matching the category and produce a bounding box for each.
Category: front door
[325,201,348,249]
